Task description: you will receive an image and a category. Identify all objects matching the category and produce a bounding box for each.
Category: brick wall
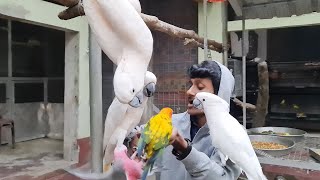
[141,0,198,113]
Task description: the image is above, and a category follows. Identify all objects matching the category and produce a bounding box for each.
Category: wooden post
[252,61,269,127]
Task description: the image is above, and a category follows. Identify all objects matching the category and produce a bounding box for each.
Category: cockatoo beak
[193,97,203,110]
[143,82,156,97]
[129,91,144,108]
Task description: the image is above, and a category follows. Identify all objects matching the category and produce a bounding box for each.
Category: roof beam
[228,12,320,31]
[243,0,296,8]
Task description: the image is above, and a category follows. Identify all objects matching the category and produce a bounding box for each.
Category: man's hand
[169,127,188,153]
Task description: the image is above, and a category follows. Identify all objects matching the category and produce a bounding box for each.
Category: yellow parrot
[137,107,173,180]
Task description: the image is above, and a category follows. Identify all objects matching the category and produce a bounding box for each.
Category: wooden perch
[141,14,223,52]
[184,38,220,52]
[56,0,224,52]
[232,97,256,112]
[49,0,79,7]
[58,2,84,20]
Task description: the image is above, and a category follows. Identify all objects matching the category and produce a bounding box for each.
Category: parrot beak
[143,82,156,97]
[193,98,203,110]
[129,91,144,108]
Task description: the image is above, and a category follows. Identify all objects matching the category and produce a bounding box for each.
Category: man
[154,60,241,180]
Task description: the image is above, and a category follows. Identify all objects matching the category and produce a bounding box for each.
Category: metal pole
[7,20,13,119]
[241,9,247,128]
[89,28,103,173]
[203,0,208,60]
[222,1,228,66]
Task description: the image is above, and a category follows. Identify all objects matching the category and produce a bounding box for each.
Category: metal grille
[152,33,197,114]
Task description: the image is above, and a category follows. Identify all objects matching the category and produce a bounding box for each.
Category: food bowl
[249,135,295,157]
[248,127,306,142]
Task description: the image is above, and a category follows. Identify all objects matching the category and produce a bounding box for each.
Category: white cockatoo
[83,0,153,107]
[103,71,157,170]
[193,92,267,180]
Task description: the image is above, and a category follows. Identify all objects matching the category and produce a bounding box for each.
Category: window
[0,18,8,77]
[14,83,44,103]
[12,21,65,77]
[48,80,64,103]
[0,84,5,103]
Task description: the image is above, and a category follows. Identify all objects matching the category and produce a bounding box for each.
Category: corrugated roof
[232,0,320,19]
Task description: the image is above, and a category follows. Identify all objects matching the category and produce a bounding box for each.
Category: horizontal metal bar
[0,77,64,81]
[243,0,296,8]
[0,27,8,31]
[11,41,41,47]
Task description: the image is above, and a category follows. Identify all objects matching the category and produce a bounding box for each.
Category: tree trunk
[252,61,269,127]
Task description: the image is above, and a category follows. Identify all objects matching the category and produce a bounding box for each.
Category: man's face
[186,78,214,115]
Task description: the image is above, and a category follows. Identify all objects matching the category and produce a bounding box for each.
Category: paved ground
[0,138,74,180]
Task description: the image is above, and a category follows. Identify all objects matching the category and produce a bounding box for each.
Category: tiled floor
[0,138,74,180]
[0,138,156,180]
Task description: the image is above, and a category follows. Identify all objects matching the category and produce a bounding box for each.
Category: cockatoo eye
[132,89,135,93]
[203,99,206,101]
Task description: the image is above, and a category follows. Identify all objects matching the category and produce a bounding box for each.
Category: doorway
[0,18,72,179]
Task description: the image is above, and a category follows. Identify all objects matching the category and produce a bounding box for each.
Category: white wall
[0,0,90,161]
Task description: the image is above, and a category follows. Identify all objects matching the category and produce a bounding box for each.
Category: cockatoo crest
[113,64,144,108]
[143,71,157,97]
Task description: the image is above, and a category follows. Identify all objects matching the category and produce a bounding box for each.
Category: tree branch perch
[56,0,224,52]
[232,97,256,112]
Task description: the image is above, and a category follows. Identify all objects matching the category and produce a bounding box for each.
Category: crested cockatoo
[83,0,153,107]
[137,107,173,180]
[192,92,267,180]
[103,71,157,170]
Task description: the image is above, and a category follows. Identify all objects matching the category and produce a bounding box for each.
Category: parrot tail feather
[137,137,146,157]
[140,165,150,180]
[148,149,163,170]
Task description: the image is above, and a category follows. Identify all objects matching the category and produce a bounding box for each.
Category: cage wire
[152,33,197,114]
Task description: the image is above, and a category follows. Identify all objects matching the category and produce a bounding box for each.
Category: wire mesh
[152,33,197,114]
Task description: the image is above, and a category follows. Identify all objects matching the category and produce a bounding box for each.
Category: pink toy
[114,145,143,180]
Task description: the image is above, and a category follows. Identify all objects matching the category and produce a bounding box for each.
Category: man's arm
[181,147,241,179]
[171,133,241,180]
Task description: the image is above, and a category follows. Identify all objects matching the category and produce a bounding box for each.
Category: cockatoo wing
[103,98,128,151]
